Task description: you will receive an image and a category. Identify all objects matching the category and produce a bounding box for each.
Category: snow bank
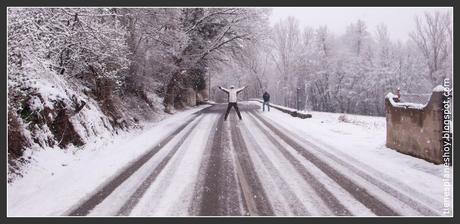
[249,99,312,119]
[9,65,115,152]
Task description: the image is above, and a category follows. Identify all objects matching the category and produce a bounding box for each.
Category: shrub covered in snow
[338,114,350,123]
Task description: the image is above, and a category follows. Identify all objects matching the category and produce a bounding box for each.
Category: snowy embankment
[250,101,447,209]
[250,99,312,118]
[7,105,209,216]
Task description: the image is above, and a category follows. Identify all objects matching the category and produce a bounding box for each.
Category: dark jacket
[263,92,270,102]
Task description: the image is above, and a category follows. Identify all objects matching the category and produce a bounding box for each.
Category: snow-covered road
[8,102,448,216]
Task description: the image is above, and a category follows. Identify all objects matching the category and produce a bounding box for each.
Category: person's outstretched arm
[236,86,247,93]
[218,86,229,93]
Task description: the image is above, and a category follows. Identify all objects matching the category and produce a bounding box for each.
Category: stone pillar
[196,88,208,104]
[184,88,196,107]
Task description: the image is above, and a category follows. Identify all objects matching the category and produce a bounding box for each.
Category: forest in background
[214,10,452,115]
[7,8,452,176]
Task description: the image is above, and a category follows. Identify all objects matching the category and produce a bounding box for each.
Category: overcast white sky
[269,7,452,42]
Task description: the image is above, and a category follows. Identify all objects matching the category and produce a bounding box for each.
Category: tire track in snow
[197,115,243,215]
[128,113,218,215]
[246,112,351,216]
[229,114,274,216]
[257,112,441,216]
[238,113,311,215]
[187,112,220,215]
[67,111,204,216]
[116,115,206,216]
[250,111,399,216]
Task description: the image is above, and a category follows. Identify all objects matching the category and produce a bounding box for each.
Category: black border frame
[2,0,457,223]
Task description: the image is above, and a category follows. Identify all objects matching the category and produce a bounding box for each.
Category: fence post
[395,87,401,102]
[296,88,300,110]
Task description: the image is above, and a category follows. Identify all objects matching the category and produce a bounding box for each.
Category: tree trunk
[164,70,183,113]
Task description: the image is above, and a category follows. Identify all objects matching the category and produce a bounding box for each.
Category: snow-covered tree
[270,17,303,107]
[162,8,269,113]
[410,11,452,86]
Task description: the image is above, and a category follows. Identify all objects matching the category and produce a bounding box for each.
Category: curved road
[66,103,441,216]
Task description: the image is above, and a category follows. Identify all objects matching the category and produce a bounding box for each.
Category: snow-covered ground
[7,105,210,216]
[251,101,450,214]
[7,102,451,217]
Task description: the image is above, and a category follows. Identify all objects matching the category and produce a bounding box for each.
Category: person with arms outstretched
[218,85,247,121]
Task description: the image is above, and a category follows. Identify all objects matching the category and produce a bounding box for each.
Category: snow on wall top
[386,92,427,110]
[433,85,446,92]
[386,84,447,110]
[385,92,396,99]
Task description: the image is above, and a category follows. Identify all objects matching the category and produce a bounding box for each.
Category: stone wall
[385,90,445,164]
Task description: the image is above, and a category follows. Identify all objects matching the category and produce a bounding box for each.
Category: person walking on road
[218,85,247,121]
[262,91,270,112]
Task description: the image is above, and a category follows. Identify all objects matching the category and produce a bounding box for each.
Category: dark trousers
[224,103,242,120]
[263,101,270,111]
